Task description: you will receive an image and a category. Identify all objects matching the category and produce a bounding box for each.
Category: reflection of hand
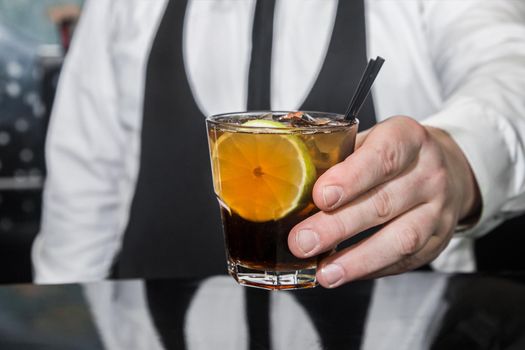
[288,116,481,288]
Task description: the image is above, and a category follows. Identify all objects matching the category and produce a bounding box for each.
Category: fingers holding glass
[288,164,430,259]
[315,203,448,288]
[312,116,427,212]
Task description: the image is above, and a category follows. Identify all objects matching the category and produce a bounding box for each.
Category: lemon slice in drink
[212,119,316,222]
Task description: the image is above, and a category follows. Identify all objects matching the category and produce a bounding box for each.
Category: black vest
[113,0,375,279]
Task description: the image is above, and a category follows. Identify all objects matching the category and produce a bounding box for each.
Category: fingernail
[321,264,344,287]
[323,186,343,208]
[296,230,320,256]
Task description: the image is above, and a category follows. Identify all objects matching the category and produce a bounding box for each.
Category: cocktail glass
[206,111,358,290]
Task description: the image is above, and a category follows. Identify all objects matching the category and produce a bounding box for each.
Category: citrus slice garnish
[212,119,316,222]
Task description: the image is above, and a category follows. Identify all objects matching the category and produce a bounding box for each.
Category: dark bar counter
[3,272,525,349]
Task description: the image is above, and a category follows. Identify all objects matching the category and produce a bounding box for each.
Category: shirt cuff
[422,98,512,238]
[430,236,475,272]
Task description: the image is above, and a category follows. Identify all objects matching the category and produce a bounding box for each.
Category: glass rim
[206,110,359,133]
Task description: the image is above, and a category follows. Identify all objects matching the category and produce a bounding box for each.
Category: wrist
[427,126,482,224]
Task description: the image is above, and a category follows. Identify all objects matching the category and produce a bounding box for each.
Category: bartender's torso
[106,0,475,277]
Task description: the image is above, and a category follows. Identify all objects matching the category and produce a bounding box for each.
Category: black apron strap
[301,0,376,129]
[115,0,226,279]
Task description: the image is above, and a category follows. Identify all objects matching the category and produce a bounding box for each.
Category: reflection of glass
[206,111,358,290]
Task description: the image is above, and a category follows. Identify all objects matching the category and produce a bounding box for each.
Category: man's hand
[288,116,481,288]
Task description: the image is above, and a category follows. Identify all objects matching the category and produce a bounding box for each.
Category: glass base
[228,259,318,290]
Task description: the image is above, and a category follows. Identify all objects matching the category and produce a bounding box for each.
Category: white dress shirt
[33,0,525,283]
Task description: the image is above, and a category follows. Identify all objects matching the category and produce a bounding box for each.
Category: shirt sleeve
[421,0,525,238]
[32,1,125,283]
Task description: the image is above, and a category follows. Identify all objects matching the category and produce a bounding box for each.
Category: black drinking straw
[344,56,385,121]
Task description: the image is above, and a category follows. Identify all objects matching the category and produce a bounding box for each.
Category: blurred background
[0,0,83,283]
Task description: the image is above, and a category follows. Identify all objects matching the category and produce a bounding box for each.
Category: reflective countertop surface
[4,272,525,349]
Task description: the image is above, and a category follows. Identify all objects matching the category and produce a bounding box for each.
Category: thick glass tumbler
[206,111,358,290]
